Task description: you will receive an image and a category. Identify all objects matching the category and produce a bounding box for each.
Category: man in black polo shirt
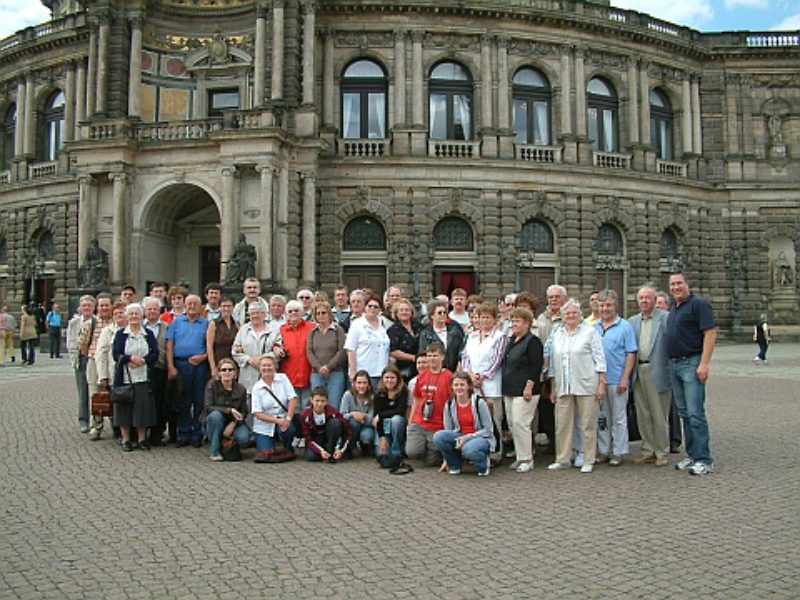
[665,272,717,476]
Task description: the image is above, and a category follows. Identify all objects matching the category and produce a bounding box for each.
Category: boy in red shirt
[407,342,452,467]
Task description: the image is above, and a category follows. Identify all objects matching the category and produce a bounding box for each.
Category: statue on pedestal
[224,233,256,285]
[773,251,794,290]
[77,239,109,288]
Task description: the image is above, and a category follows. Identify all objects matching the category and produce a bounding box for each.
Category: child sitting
[300,387,352,463]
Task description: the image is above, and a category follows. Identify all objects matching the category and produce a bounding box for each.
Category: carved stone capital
[108,172,131,186]
[271,0,285,10]
[394,29,407,44]
[411,30,425,44]
[496,35,509,50]
[301,0,317,14]
[218,166,238,178]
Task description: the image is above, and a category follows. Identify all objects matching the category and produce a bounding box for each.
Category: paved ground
[0,342,798,598]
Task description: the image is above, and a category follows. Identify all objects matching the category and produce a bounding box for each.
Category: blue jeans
[21,339,36,364]
[175,359,209,443]
[434,429,490,473]
[255,423,296,451]
[375,415,406,457]
[348,418,376,447]
[310,370,347,410]
[205,410,251,457]
[669,355,712,463]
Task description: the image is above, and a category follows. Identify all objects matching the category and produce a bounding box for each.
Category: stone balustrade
[0,170,10,184]
[428,140,481,159]
[133,119,223,142]
[515,144,563,163]
[28,161,58,180]
[593,151,631,170]
[338,139,387,157]
[657,159,688,177]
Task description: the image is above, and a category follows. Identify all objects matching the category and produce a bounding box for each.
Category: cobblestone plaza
[1,343,798,598]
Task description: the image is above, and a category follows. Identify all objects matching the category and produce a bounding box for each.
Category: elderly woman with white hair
[279,299,316,412]
[112,303,159,452]
[232,301,283,394]
[546,298,606,473]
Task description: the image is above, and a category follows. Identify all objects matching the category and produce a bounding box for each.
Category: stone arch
[432,215,475,251]
[342,213,387,251]
[591,207,634,233]
[517,200,566,240]
[35,84,65,114]
[585,70,625,100]
[336,52,391,83]
[508,60,558,92]
[337,196,393,227]
[136,176,222,230]
[658,211,689,236]
[25,206,56,243]
[425,54,480,85]
[428,194,482,227]
[760,223,800,249]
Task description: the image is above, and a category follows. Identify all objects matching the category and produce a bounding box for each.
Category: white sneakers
[516,462,533,473]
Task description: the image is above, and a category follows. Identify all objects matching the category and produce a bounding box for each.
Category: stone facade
[0,0,798,331]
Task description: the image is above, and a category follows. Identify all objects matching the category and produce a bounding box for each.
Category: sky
[0,0,798,40]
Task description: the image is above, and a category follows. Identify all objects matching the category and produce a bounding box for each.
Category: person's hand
[210,367,219,379]
[372,416,380,428]
[130,355,145,367]
[167,365,177,380]
[595,388,605,403]
[379,437,388,453]
[697,363,710,383]
[99,379,109,390]
[319,366,330,378]
[333,449,343,460]
[188,354,204,366]
[616,382,628,394]
[455,436,465,450]
[320,449,330,460]
[438,461,448,473]
[549,390,557,405]
[248,356,259,367]
[273,346,285,358]
[231,408,243,421]
[223,421,236,438]
[278,417,291,432]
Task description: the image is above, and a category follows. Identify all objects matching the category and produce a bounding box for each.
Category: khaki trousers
[505,395,539,462]
[484,396,503,460]
[632,364,672,459]
[86,358,104,431]
[555,394,598,466]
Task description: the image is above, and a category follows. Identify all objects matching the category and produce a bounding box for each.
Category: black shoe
[176,440,190,448]
[192,440,202,448]
[670,445,681,454]
[138,440,151,451]
[122,441,134,452]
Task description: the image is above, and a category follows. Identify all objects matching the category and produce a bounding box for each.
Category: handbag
[221,438,242,462]
[91,389,112,417]
[263,385,302,440]
[111,362,136,404]
[253,447,296,463]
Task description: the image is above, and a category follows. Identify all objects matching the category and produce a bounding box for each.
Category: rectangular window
[512,99,528,143]
[588,107,598,151]
[429,93,447,140]
[452,94,471,140]
[534,101,549,145]
[342,92,361,138]
[367,93,385,139]
[602,109,615,152]
[208,89,239,117]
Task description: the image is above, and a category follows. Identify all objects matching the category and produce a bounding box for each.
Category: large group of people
[58,272,718,476]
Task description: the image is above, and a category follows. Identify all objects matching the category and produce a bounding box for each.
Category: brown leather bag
[91,389,112,417]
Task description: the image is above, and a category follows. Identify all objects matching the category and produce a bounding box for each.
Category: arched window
[512,68,551,145]
[37,230,55,261]
[429,62,473,141]
[343,216,386,251]
[341,59,387,139]
[1,104,15,170]
[650,88,673,160]
[519,219,554,253]
[41,90,65,162]
[595,223,623,256]
[660,228,680,261]
[587,78,618,152]
[433,216,473,251]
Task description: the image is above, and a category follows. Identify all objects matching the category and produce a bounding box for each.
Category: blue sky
[0,0,798,40]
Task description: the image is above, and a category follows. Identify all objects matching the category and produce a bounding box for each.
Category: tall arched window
[1,104,15,170]
[650,88,673,160]
[429,62,473,141]
[595,223,623,256]
[512,68,551,145]
[41,90,65,162]
[343,216,386,251]
[433,216,473,251]
[660,228,680,261]
[519,219,554,253]
[341,59,387,139]
[587,78,618,152]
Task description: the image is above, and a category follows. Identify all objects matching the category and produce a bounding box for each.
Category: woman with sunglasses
[344,294,390,390]
[306,300,347,410]
[202,357,250,461]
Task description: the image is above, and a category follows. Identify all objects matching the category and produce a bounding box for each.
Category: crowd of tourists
[61,273,717,476]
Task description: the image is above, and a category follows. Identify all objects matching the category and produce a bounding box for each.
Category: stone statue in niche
[767,113,784,145]
[225,233,256,285]
[773,251,794,289]
[77,239,109,288]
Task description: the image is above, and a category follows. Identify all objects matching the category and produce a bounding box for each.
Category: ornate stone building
[0,0,798,331]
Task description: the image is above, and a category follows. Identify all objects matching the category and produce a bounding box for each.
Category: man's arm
[697,328,717,384]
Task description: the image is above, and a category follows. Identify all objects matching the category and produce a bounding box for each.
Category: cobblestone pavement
[0,344,798,598]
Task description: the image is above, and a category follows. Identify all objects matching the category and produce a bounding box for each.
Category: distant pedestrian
[20,305,38,366]
[753,314,771,364]
[46,303,63,358]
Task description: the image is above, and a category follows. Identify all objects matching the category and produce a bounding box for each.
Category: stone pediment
[185,33,252,74]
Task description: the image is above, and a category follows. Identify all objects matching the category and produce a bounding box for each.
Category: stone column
[480,34,493,132]
[394,30,406,127]
[255,164,274,281]
[271,0,285,101]
[219,166,239,281]
[626,58,639,144]
[301,173,316,284]
[127,17,143,118]
[86,18,97,117]
[574,48,586,138]
[275,164,289,284]
[254,2,267,106]
[96,15,110,115]
[75,60,86,138]
[682,75,692,154]
[411,31,424,127]
[559,49,572,137]
[64,62,76,142]
[301,1,316,105]
[322,28,334,127]
[496,37,510,130]
[14,79,25,157]
[691,76,702,154]
[109,173,130,283]
[638,62,650,145]
[23,75,35,156]
[77,175,94,263]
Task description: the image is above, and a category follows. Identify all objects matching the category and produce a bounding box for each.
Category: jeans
[48,327,61,358]
[433,429,490,473]
[255,423,296,451]
[310,370,347,410]
[205,410,251,457]
[668,354,712,464]
[757,341,768,361]
[21,339,36,364]
[348,418,376,447]
[175,359,209,443]
[375,415,406,457]
[304,418,346,461]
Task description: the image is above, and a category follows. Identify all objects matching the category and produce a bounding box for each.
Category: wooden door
[518,268,556,304]
[595,269,624,308]
[342,266,387,295]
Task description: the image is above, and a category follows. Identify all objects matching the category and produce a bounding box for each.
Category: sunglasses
[367,304,380,309]
[219,367,235,372]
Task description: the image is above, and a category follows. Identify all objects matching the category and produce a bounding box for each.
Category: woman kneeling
[202,358,250,461]
[433,372,496,476]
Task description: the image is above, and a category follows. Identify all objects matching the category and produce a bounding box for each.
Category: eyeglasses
[219,367,235,372]
[367,304,380,309]
[287,309,301,313]
[299,295,312,300]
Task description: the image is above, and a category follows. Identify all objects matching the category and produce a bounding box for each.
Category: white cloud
[610,0,714,28]
[773,12,800,30]
[724,0,768,7]
[0,2,52,41]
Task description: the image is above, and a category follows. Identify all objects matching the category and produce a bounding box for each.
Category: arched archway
[138,183,221,292]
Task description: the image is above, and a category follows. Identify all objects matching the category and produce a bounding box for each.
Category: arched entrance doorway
[138,183,221,293]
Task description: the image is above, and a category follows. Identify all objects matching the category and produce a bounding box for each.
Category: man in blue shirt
[45,303,63,359]
[665,272,717,476]
[594,289,638,466]
[167,295,209,447]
